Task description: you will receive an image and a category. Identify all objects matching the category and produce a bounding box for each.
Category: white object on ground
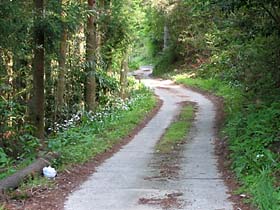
[43,166,57,178]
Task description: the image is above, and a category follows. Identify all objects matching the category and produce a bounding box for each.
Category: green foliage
[0,158,34,180]
[95,70,120,100]
[0,148,10,168]
[226,103,280,175]
[101,0,144,71]
[1,0,279,208]
[197,34,280,99]
[0,1,32,51]
[0,0,151,186]
[173,76,244,116]
[144,0,280,102]
[249,171,280,210]
[214,0,280,33]
[153,46,179,76]
[156,105,194,153]
[129,40,154,70]
[0,99,39,160]
[141,0,214,75]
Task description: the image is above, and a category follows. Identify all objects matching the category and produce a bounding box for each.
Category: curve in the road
[64,77,233,210]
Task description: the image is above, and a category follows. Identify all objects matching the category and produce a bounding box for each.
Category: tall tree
[120,51,128,99]
[74,0,85,57]
[56,0,68,114]
[85,0,97,111]
[32,0,45,142]
[96,0,105,57]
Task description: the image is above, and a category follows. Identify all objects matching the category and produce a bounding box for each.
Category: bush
[197,35,280,101]
[153,46,179,76]
[0,99,39,160]
[226,102,280,176]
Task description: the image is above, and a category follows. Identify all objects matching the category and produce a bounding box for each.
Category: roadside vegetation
[1,83,156,179]
[133,1,280,209]
[2,83,157,203]
[49,84,157,167]
[156,104,194,153]
[0,0,150,193]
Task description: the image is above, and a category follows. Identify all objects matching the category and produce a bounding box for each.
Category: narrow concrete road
[64,69,233,210]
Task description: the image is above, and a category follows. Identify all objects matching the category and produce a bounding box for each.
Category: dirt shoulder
[3,98,163,210]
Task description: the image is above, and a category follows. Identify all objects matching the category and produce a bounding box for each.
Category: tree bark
[3,51,13,101]
[57,2,68,114]
[85,0,97,111]
[96,0,105,58]
[163,24,169,51]
[120,52,128,99]
[45,56,54,125]
[32,0,45,143]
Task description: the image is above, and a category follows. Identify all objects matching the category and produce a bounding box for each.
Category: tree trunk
[32,0,45,143]
[85,0,97,111]
[96,0,105,58]
[120,52,128,99]
[57,13,68,114]
[163,24,169,51]
[45,56,54,126]
[3,51,13,101]
[74,0,85,58]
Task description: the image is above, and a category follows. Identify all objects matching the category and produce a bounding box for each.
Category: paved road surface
[64,68,233,210]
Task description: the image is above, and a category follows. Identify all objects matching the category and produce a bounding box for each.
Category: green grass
[0,158,34,180]
[172,75,244,116]
[156,104,194,153]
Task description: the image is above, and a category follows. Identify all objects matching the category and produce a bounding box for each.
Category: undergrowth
[48,84,157,168]
[1,83,157,194]
[1,82,157,206]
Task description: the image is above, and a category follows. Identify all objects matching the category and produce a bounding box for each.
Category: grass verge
[49,87,157,168]
[156,103,195,153]
[172,74,244,117]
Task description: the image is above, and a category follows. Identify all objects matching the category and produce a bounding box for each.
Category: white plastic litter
[43,166,57,178]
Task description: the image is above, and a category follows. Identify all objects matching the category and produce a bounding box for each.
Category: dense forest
[0,0,155,195]
[0,0,143,162]
[1,0,280,209]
